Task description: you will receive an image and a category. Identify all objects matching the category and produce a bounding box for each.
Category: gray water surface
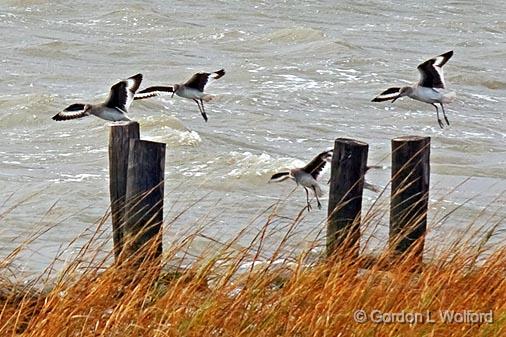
[1,1,505,273]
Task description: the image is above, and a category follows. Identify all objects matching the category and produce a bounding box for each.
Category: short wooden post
[123,139,165,262]
[109,122,140,261]
[389,136,430,263]
[327,138,369,258]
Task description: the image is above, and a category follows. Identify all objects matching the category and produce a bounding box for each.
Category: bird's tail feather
[311,184,323,197]
[443,91,457,103]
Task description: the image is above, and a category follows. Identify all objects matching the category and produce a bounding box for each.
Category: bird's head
[392,86,413,103]
[84,104,92,113]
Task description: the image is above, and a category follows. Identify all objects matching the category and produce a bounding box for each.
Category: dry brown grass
[0,195,505,337]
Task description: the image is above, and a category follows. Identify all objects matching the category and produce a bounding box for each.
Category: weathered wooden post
[389,136,430,264]
[109,122,140,261]
[327,138,369,258]
[123,139,165,262]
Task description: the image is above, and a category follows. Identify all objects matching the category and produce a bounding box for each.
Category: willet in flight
[52,74,143,122]
[270,151,384,211]
[269,150,333,211]
[134,69,225,122]
[372,51,456,128]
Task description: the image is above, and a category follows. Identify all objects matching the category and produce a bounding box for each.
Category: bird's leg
[199,99,208,123]
[431,103,444,129]
[441,103,450,126]
[312,186,322,210]
[193,99,208,122]
[193,99,202,113]
[200,99,205,114]
[304,187,312,212]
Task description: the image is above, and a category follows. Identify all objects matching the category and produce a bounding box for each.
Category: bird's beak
[391,95,400,103]
[171,92,175,98]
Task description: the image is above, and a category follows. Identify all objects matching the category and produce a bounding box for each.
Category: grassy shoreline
[0,195,504,336]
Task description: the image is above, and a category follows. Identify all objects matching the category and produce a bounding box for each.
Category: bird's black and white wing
[134,86,174,100]
[184,69,225,92]
[269,171,291,182]
[52,103,89,121]
[105,73,143,111]
[417,50,453,89]
[372,87,401,102]
[303,150,333,180]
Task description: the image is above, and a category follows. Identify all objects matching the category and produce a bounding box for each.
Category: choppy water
[1,1,505,273]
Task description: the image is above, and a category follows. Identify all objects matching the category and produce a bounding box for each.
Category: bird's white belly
[296,174,323,196]
[409,87,443,103]
[93,107,129,121]
[296,174,316,187]
[176,87,204,100]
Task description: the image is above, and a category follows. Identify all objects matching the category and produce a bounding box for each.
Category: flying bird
[52,74,143,122]
[134,69,225,122]
[270,151,384,211]
[372,51,456,128]
[269,150,333,211]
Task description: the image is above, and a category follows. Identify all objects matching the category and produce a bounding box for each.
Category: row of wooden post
[108,122,430,267]
[327,136,430,265]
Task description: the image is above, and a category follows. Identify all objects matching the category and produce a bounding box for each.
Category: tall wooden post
[390,136,430,264]
[123,139,165,262]
[327,138,369,258]
[109,122,140,261]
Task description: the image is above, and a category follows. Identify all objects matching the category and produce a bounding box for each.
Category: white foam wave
[226,151,304,178]
[49,173,102,183]
[146,129,202,147]
[139,115,202,147]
